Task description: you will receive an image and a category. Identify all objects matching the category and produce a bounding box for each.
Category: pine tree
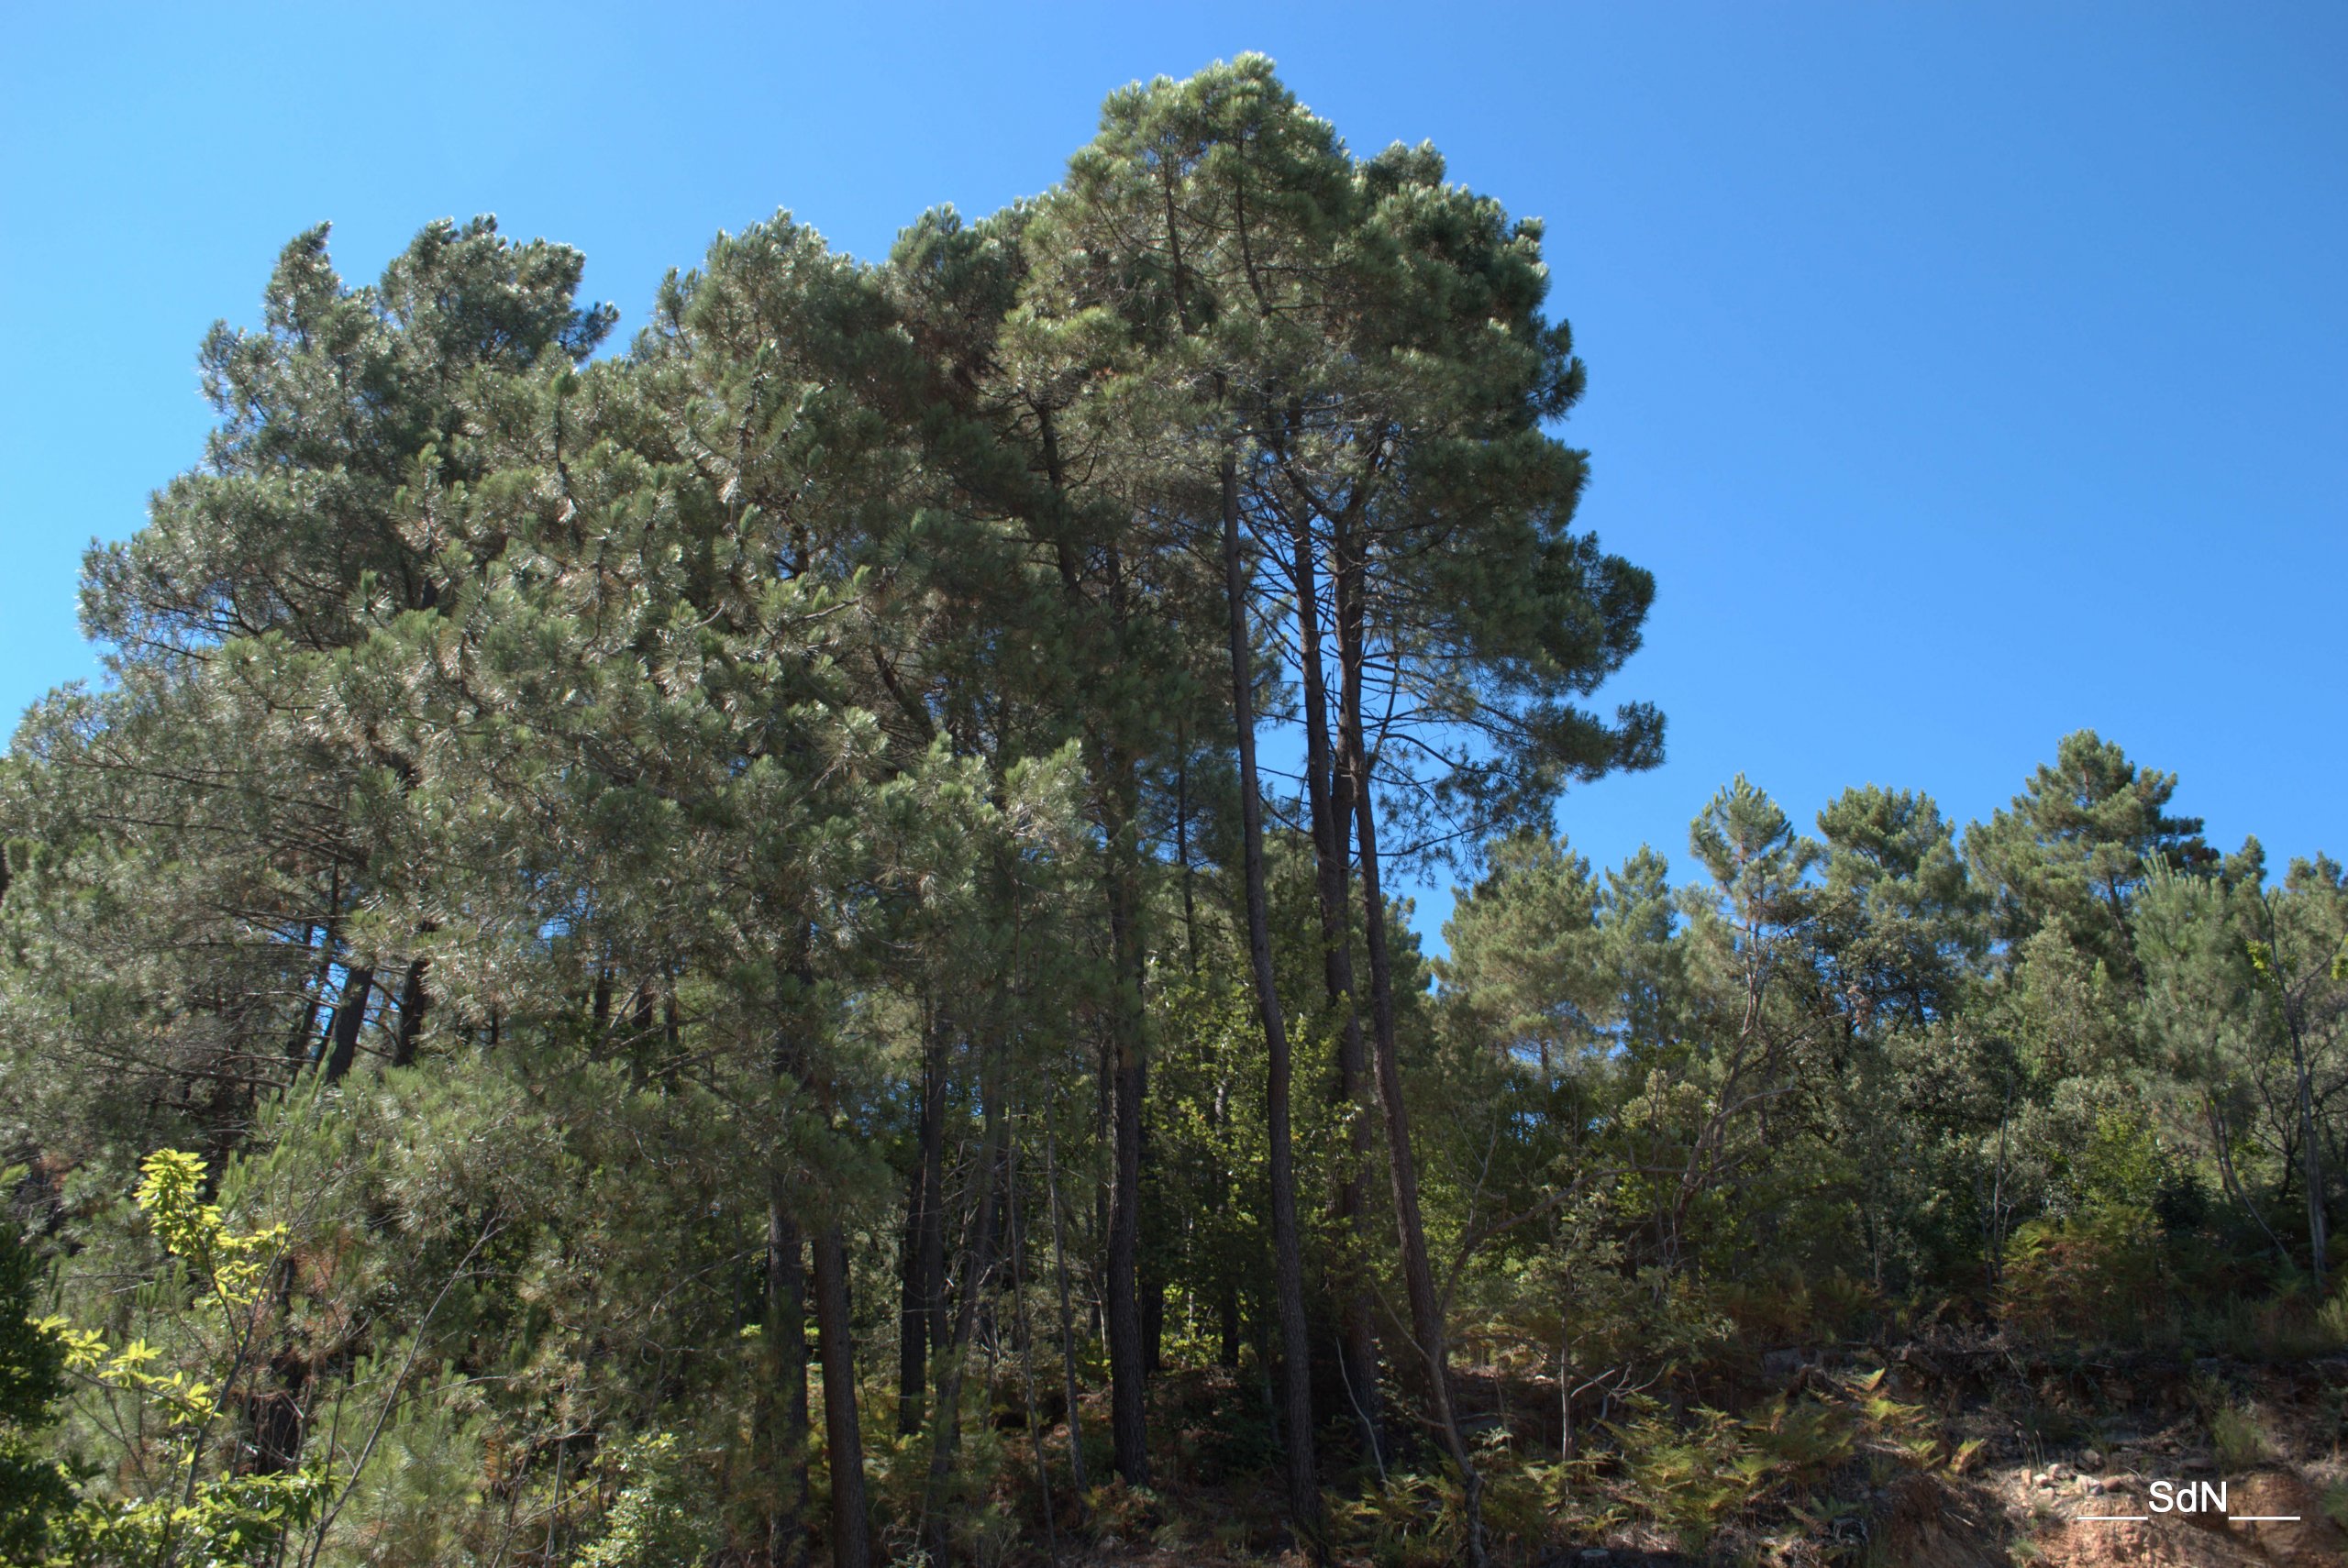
[1967,729,2214,978]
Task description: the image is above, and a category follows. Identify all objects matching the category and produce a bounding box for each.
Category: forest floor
[1031,1338,2347,1566]
[1894,1338,2346,1567]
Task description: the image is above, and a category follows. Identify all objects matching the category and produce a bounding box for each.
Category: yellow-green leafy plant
[39,1149,325,1567]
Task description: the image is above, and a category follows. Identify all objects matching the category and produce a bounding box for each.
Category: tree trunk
[1141,1276,1168,1380]
[896,1162,929,1440]
[2257,898,2327,1290]
[811,1222,871,1568]
[900,1015,949,1437]
[1044,1129,1091,1508]
[390,956,428,1068]
[1289,509,1383,1464]
[1041,408,1149,1488]
[1007,1132,1057,1547]
[1176,733,1202,975]
[775,934,869,1568]
[2285,1014,2329,1292]
[321,964,374,1081]
[766,1194,812,1568]
[923,1036,1006,1560]
[2206,1095,2291,1268]
[1099,744,1152,1487]
[283,917,335,1068]
[625,980,655,1089]
[1335,539,1489,1568]
[1223,455,1323,1547]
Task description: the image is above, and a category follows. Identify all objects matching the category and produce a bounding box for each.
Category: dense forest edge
[1,55,2342,1568]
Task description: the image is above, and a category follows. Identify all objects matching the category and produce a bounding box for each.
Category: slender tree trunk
[766,1194,812,1568]
[2256,899,2326,1289]
[624,981,655,1090]
[284,916,336,1068]
[763,965,815,1568]
[1007,1132,1057,1548]
[924,1037,1006,1560]
[774,935,869,1568]
[1203,967,1246,1378]
[1142,1264,1166,1377]
[660,989,681,1092]
[2207,1095,2292,1269]
[811,1223,871,1568]
[1176,729,1202,975]
[1099,741,1152,1487]
[2285,1015,2329,1291]
[1222,455,1323,1547]
[900,1015,949,1437]
[1289,509,1383,1463]
[1335,541,1489,1568]
[1044,1129,1091,1509]
[285,869,346,1070]
[897,1164,929,1439]
[1041,400,1149,1487]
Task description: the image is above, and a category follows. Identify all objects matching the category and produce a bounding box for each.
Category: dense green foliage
[0,1166,74,1563]
[1,57,2341,1568]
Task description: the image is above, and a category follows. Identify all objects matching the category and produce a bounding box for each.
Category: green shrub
[575,1432,718,1568]
[2208,1405,2267,1473]
[0,1181,72,1567]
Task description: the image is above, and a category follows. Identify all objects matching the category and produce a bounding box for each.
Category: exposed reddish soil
[2023,1469,2343,1566]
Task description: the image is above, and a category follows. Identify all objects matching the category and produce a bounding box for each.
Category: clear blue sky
[5,3,2342,943]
